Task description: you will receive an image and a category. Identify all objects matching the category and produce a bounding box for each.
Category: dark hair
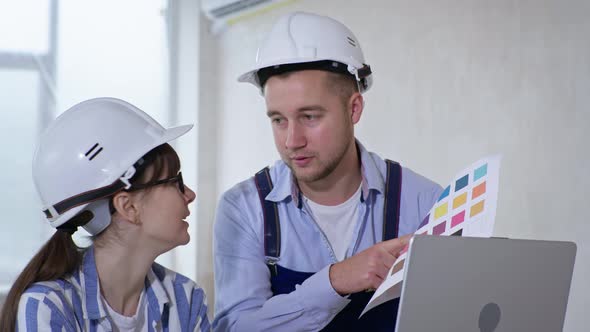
[0,143,180,331]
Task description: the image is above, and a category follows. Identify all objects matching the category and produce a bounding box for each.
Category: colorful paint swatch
[451,210,466,227]
[474,163,488,181]
[472,181,486,199]
[470,200,485,217]
[455,174,469,192]
[434,203,448,219]
[433,221,446,235]
[438,185,450,202]
[390,259,405,276]
[453,192,468,209]
[418,214,429,229]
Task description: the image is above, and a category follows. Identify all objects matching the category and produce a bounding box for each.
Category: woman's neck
[93,241,155,316]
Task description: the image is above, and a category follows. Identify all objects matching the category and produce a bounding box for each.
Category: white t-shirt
[103,290,147,332]
[305,185,362,261]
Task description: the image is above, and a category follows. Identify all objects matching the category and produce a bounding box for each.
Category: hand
[328,234,411,295]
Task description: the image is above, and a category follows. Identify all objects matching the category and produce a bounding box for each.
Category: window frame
[0,0,57,295]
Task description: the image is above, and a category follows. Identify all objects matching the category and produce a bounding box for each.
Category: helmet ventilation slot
[346,36,356,47]
[85,143,103,161]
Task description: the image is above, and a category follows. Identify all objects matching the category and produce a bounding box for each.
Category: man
[213,11,442,331]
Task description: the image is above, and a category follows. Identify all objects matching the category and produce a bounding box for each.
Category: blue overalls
[254,160,403,331]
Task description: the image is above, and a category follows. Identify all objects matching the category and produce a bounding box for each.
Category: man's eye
[304,114,320,121]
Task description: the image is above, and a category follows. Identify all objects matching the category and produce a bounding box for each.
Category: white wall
[197,0,589,329]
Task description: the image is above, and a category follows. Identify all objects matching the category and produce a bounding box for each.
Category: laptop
[395,235,577,332]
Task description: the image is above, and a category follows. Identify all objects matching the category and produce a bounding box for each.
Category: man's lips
[291,156,313,167]
[291,155,311,160]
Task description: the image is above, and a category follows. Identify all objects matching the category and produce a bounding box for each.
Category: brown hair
[262,70,359,106]
[325,71,359,106]
[0,143,180,331]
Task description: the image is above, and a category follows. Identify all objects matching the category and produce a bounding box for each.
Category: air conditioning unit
[201,0,295,34]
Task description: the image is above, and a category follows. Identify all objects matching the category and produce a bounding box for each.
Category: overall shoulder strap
[383,160,402,241]
[254,167,281,274]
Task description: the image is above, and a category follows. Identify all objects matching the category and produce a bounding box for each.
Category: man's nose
[285,122,306,150]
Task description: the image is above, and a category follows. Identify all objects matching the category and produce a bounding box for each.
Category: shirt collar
[265,158,296,204]
[357,140,387,196]
[264,140,386,207]
[144,264,170,323]
[81,246,107,320]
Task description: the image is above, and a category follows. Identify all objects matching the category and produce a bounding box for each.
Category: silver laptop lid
[395,235,576,332]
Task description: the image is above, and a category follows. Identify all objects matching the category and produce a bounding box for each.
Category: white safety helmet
[32,97,193,235]
[238,11,373,92]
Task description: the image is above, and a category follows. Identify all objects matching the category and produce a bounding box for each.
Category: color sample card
[412,156,499,238]
[362,155,501,317]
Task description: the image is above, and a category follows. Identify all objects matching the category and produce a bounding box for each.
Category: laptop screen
[395,235,576,332]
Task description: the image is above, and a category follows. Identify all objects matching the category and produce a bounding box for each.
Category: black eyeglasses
[127,172,185,194]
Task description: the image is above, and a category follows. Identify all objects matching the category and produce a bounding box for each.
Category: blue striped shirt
[213,141,442,331]
[17,246,210,331]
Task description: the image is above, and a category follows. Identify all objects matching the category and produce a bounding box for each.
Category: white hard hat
[32,97,193,235]
[238,11,373,92]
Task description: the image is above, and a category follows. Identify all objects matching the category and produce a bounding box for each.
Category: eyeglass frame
[126,172,185,194]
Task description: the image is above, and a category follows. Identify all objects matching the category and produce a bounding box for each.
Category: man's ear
[349,92,364,125]
[111,191,141,224]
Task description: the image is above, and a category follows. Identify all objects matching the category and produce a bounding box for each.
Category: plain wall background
[194,0,590,330]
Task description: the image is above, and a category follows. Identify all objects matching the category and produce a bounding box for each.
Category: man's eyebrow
[299,105,326,112]
[266,110,281,118]
[266,106,326,118]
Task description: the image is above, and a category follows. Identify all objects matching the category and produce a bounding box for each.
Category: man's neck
[298,142,362,206]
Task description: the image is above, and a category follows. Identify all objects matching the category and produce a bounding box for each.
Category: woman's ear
[111,191,141,224]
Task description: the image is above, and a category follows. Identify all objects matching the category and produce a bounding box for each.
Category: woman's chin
[179,232,190,245]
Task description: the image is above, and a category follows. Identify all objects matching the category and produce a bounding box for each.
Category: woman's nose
[183,185,196,203]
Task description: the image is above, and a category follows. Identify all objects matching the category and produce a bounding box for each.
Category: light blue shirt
[17,246,211,332]
[213,141,442,331]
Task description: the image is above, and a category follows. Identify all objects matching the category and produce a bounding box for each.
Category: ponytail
[0,230,82,331]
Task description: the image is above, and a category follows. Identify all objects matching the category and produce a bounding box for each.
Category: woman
[0,98,210,331]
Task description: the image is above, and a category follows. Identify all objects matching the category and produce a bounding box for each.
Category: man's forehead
[264,69,330,87]
[265,70,331,98]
